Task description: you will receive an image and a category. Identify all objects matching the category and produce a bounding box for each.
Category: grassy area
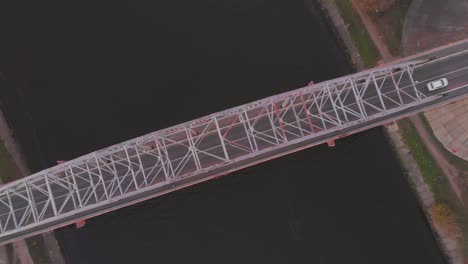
[399,119,456,204]
[399,118,468,254]
[26,236,51,264]
[0,140,20,183]
[334,0,381,67]
[367,0,413,56]
[417,114,468,253]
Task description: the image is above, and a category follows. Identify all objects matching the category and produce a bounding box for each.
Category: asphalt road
[0,41,468,245]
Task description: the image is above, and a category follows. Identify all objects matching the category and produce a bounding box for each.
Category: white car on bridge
[427,78,448,91]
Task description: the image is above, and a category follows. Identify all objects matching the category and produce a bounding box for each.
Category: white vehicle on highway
[427,78,448,91]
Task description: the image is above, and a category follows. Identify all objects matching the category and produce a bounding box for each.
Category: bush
[432,203,462,239]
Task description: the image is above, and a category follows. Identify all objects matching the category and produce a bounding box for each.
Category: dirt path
[409,115,465,205]
[351,0,393,61]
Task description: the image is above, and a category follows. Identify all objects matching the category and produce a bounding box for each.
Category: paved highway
[0,40,467,245]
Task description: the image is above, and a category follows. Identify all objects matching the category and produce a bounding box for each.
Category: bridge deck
[0,59,456,244]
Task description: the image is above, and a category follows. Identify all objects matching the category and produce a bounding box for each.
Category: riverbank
[0,105,65,263]
[318,0,464,263]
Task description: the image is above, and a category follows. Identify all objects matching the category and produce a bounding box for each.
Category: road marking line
[417,66,468,84]
[415,49,468,69]
[429,49,468,63]
[446,83,468,93]
[391,38,468,65]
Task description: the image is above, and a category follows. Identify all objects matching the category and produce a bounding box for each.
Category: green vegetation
[26,236,51,264]
[0,141,19,183]
[399,119,468,255]
[367,0,413,56]
[432,203,462,239]
[334,0,381,66]
[399,119,455,203]
[417,114,468,253]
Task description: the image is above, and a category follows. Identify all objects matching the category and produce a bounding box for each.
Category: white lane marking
[392,39,468,64]
[446,83,468,93]
[416,65,468,84]
[415,49,468,69]
[429,49,468,63]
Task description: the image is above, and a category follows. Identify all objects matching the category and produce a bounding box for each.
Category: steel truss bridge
[0,60,447,244]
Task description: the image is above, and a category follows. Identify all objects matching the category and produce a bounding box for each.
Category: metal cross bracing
[0,60,430,242]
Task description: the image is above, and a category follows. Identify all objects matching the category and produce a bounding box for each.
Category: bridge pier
[327,140,335,147]
[75,219,86,229]
[386,121,399,133]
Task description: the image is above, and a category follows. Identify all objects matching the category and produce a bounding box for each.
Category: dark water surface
[0,0,446,263]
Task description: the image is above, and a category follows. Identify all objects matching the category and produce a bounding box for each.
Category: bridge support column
[75,219,86,229]
[214,173,228,180]
[386,121,399,133]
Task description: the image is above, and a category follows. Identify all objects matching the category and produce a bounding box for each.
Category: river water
[0,0,446,263]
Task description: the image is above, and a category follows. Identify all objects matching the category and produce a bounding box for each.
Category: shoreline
[317,0,461,263]
[315,0,365,70]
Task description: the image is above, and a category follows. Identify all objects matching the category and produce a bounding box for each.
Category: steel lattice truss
[0,61,429,242]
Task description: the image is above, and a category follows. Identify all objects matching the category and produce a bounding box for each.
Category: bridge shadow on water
[0,0,446,263]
